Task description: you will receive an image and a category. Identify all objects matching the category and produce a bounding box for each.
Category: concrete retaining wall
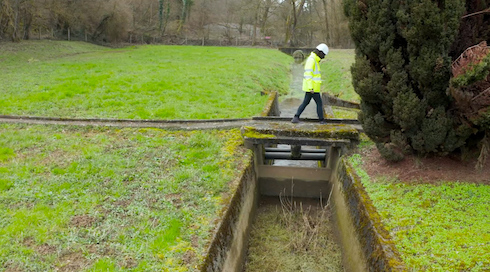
[200,158,258,272]
[200,155,407,272]
[278,47,315,56]
[260,91,280,117]
[333,158,406,271]
[199,87,405,271]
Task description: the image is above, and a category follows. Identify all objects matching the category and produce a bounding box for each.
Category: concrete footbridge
[242,116,360,198]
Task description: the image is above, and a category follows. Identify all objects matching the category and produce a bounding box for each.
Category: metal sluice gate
[264,146,327,160]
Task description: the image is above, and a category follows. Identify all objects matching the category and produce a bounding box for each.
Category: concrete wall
[260,91,280,117]
[278,47,315,56]
[200,158,258,272]
[332,158,407,271]
[200,156,407,272]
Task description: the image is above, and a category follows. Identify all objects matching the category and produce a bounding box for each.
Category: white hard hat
[316,43,329,55]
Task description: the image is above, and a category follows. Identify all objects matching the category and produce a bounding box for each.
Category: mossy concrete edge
[260,91,280,117]
[336,158,407,271]
[199,157,258,272]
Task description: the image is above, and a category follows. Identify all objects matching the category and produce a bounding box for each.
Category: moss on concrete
[337,159,406,271]
[241,126,277,139]
[243,122,359,141]
[260,92,280,117]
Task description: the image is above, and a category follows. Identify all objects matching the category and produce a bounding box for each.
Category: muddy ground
[360,146,490,184]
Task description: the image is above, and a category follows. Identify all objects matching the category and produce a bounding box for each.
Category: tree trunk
[252,0,260,46]
[321,0,330,43]
[260,0,272,34]
[11,0,20,42]
[23,10,32,40]
[286,0,307,46]
[158,0,163,32]
[0,0,6,39]
[178,0,188,33]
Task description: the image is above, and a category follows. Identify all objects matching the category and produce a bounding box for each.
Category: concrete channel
[201,120,405,271]
[200,62,406,271]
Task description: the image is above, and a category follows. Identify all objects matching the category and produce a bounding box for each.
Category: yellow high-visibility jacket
[302,52,322,93]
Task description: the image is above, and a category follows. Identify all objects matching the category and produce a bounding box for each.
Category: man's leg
[312,93,325,122]
[294,92,313,117]
[292,93,313,123]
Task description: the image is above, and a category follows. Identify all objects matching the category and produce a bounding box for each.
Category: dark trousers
[294,92,324,120]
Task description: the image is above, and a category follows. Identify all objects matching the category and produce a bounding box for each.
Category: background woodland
[0,0,352,47]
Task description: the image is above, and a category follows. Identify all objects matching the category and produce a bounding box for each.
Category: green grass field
[349,152,490,271]
[0,41,291,119]
[0,124,248,271]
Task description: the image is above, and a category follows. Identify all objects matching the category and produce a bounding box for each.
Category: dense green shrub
[344,0,468,161]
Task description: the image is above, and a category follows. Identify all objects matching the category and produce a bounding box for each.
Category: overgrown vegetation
[332,107,359,119]
[245,198,343,272]
[348,152,490,271]
[0,41,291,119]
[0,124,249,271]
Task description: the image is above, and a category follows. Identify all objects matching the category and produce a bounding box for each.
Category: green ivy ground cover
[349,153,490,271]
[0,124,249,271]
[0,41,291,119]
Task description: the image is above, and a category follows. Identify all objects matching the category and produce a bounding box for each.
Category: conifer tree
[344,0,470,161]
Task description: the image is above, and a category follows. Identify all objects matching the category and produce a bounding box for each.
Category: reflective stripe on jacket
[302,52,322,92]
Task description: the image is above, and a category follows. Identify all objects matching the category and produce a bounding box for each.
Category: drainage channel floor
[244,196,344,272]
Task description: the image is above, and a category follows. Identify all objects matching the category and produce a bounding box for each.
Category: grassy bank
[348,152,490,271]
[0,41,291,119]
[322,49,358,103]
[324,49,359,118]
[0,124,249,271]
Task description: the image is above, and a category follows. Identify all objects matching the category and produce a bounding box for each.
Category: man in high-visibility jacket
[291,43,329,124]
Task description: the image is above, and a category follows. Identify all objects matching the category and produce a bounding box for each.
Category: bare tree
[11,0,20,41]
[284,0,306,46]
[319,0,329,42]
[0,0,351,46]
[178,0,193,33]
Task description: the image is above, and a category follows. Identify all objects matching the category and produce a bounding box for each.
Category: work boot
[291,116,300,123]
[319,119,327,125]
